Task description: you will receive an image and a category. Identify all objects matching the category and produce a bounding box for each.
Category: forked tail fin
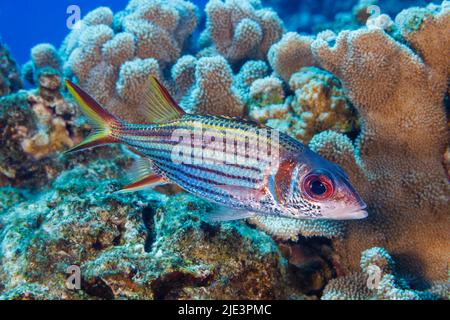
[64,80,123,154]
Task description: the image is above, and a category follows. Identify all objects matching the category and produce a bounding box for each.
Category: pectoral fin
[206,206,257,222]
[116,157,168,193]
[116,174,168,193]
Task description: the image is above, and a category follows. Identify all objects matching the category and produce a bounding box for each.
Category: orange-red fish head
[277,152,367,220]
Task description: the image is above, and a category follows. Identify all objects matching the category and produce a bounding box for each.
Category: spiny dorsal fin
[141,76,186,123]
[115,158,168,193]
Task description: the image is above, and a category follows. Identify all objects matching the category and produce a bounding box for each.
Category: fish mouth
[324,203,368,220]
[345,201,368,219]
[347,208,368,219]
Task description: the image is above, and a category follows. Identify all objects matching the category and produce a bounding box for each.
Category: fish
[64,77,367,221]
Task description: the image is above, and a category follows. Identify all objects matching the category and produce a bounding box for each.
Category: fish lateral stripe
[129,145,264,181]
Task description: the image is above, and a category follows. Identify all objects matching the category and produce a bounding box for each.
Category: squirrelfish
[65,77,367,221]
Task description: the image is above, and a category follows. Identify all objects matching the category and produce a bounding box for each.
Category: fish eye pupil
[310,179,327,195]
[303,173,334,200]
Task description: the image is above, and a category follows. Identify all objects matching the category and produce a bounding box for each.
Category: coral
[0,187,29,212]
[179,55,244,116]
[264,2,450,284]
[0,42,22,97]
[249,76,284,106]
[117,58,161,105]
[169,56,271,118]
[0,0,448,301]
[234,60,269,102]
[287,67,358,142]
[30,44,63,76]
[321,248,448,300]
[204,0,284,64]
[0,68,122,188]
[0,283,57,300]
[0,159,308,300]
[248,67,358,143]
[59,0,198,122]
[170,55,197,101]
[311,3,450,284]
[22,43,64,101]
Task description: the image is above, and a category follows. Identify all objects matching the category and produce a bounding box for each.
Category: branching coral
[58,0,198,122]
[268,32,316,83]
[170,55,198,101]
[172,55,247,116]
[234,60,269,102]
[203,0,284,63]
[263,1,450,285]
[187,56,244,116]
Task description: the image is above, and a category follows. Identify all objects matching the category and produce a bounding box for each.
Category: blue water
[0,0,208,65]
[0,0,427,66]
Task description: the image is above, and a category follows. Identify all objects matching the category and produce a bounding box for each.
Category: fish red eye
[303,173,334,200]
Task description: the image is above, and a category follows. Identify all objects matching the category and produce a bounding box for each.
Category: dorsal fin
[215,115,270,128]
[141,76,186,123]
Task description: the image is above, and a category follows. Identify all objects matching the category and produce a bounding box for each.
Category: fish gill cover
[0,0,448,300]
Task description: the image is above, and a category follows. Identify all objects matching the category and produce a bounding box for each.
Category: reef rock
[0,61,122,188]
[0,42,22,97]
[0,158,308,300]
